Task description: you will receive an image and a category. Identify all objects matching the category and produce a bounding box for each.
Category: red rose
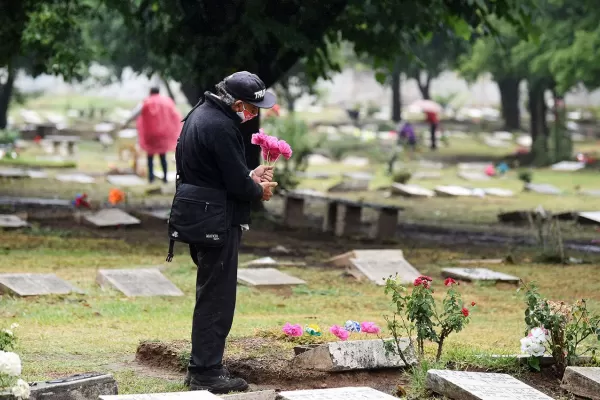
[461,307,469,317]
[471,302,476,307]
[413,276,432,289]
[444,278,457,286]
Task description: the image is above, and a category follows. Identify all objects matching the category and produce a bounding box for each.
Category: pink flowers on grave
[251,128,293,165]
[329,325,350,341]
[282,322,303,337]
[360,321,381,334]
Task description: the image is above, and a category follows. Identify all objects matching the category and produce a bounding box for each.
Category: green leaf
[527,356,541,372]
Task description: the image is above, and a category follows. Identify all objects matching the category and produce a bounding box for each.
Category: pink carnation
[264,135,281,163]
[277,140,293,160]
[329,325,350,341]
[251,128,268,146]
[360,321,381,334]
[282,322,303,337]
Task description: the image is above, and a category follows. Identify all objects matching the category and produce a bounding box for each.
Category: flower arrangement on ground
[281,320,381,341]
[0,324,30,400]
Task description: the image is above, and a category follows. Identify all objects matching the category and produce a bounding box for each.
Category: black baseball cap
[223,71,277,108]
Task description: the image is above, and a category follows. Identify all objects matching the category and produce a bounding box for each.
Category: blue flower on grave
[344,320,361,333]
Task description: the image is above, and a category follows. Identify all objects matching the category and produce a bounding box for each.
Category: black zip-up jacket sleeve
[213,128,263,202]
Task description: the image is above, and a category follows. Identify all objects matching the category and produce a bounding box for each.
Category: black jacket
[177,92,263,226]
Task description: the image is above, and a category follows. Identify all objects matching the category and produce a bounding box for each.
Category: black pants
[147,153,168,183]
[188,227,241,373]
[430,123,438,150]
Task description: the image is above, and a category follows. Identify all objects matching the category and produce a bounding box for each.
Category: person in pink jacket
[123,87,183,183]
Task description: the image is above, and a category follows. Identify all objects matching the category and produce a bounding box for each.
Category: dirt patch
[136,337,408,393]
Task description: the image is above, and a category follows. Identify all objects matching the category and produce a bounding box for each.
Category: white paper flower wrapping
[11,378,30,399]
[0,351,22,377]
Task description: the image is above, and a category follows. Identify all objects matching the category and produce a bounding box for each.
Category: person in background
[388,120,416,174]
[424,110,439,150]
[122,87,182,183]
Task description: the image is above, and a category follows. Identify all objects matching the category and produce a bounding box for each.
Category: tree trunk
[0,65,16,130]
[180,82,201,106]
[497,77,520,131]
[417,72,431,100]
[391,59,402,122]
[528,81,549,165]
[162,77,176,101]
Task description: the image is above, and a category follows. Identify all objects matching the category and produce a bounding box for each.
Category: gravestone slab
[26,373,117,400]
[221,390,276,400]
[482,188,514,197]
[56,173,96,184]
[327,179,369,193]
[342,172,374,181]
[84,209,141,228]
[458,163,491,171]
[391,183,434,198]
[442,268,519,284]
[551,161,585,171]
[295,171,332,180]
[0,168,29,178]
[483,137,510,148]
[458,171,491,181]
[327,249,405,268]
[349,257,421,285]
[280,387,398,400]
[517,135,532,147]
[561,366,600,400]
[293,338,416,372]
[101,392,218,400]
[419,160,444,169]
[581,189,600,197]
[577,211,600,225]
[97,268,184,297]
[525,183,562,195]
[107,174,146,186]
[426,369,553,400]
[412,171,442,180]
[458,259,504,265]
[342,156,369,167]
[27,170,49,179]
[493,131,514,141]
[241,257,306,267]
[0,214,28,228]
[140,209,170,221]
[307,154,332,166]
[0,273,81,296]
[237,268,306,287]
[434,185,473,197]
[0,196,71,208]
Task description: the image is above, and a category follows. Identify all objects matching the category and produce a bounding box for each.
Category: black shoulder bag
[166,102,231,262]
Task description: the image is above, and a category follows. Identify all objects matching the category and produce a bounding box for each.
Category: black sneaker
[189,373,248,394]
[184,368,229,387]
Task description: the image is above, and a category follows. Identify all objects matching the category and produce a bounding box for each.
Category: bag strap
[167,96,205,263]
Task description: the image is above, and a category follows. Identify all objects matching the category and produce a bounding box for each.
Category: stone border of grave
[442,267,520,284]
[282,190,403,240]
[561,366,600,400]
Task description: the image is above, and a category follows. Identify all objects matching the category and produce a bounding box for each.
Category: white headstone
[84,209,141,228]
[412,171,442,180]
[483,137,510,148]
[97,268,183,297]
[0,215,28,228]
[27,170,49,179]
[141,209,170,221]
[100,392,219,400]
[419,160,444,169]
[391,183,435,198]
[517,135,532,147]
[578,211,600,225]
[493,131,514,141]
[561,366,600,400]
[434,186,473,197]
[237,268,306,287]
[107,174,146,186]
[349,257,421,285]
[293,339,417,372]
[307,154,332,166]
[442,268,519,284]
[342,156,369,167]
[581,189,600,197]
[56,173,96,184]
[482,188,514,197]
[328,249,405,268]
[525,183,562,195]
[0,273,81,296]
[95,122,116,133]
[0,168,29,178]
[242,257,278,266]
[117,129,137,139]
[551,161,585,171]
[221,390,277,400]
[458,163,491,171]
[458,171,491,181]
[279,387,398,400]
[427,370,553,399]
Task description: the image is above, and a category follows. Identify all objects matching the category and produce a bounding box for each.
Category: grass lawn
[1,223,600,396]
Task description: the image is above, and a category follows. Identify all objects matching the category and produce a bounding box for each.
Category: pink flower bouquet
[282,322,303,337]
[329,325,350,341]
[251,128,293,166]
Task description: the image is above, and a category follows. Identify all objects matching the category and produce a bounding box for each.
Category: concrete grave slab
[0,196,71,208]
[0,214,28,229]
[551,161,585,171]
[0,168,29,178]
[241,257,306,267]
[492,131,514,140]
[97,268,184,297]
[327,249,405,268]
[419,160,444,169]
[342,156,369,167]
[427,369,553,400]
[458,162,491,171]
[482,188,514,197]
[342,172,374,181]
[279,387,398,400]
[56,173,96,184]
[442,268,519,284]
[458,171,491,181]
[220,390,276,400]
[434,185,473,197]
[484,137,510,148]
[577,211,600,225]
[139,209,170,221]
[561,366,600,400]
[391,183,435,198]
[293,338,417,372]
[101,392,219,400]
[107,174,147,186]
[27,170,49,179]
[412,171,442,180]
[237,268,306,287]
[458,259,504,265]
[26,373,117,400]
[525,183,562,195]
[0,273,81,296]
[84,209,141,228]
[349,256,421,285]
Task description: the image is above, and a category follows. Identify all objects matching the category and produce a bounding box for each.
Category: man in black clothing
[179,71,278,394]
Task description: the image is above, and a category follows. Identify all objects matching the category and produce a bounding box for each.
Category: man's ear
[232,100,243,112]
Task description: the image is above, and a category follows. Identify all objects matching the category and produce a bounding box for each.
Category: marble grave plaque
[349,256,421,285]
[56,173,96,184]
[458,171,491,181]
[551,161,585,171]
[237,268,306,287]
[0,273,81,296]
[427,370,553,399]
[106,174,146,186]
[525,183,562,195]
[391,183,435,198]
[100,392,219,400]
[279,387,398,400]
[97,268,183,297]
[0,168,29,178]
[561,366,600,400]
[434,185,473,197]
[84,209,140,228]
[442,268,519,284]
[0,214,28,228]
